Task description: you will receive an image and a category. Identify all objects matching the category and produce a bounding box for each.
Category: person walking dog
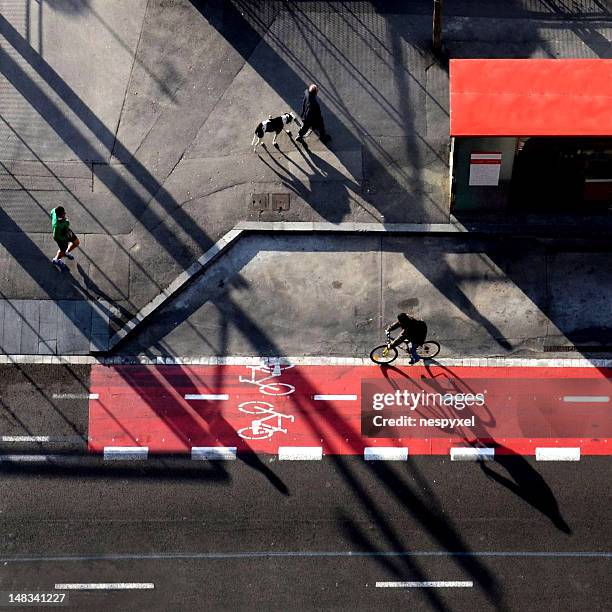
[50,206,79,270]
[296,83,330,144]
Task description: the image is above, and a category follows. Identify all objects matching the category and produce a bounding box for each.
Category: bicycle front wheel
[370,344,398,365]
[416,341,440,359]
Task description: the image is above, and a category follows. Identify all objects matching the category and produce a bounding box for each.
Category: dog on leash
[252,113,297,150]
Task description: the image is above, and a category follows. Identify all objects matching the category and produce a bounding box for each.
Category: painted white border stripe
[3,354,612,368]
[451,447,495,461]
[563,396,609,403]
[55,583,154,590]
[376,581,473,588]
[364,447,408,461]
[313,394,357,401]
[184,394,229,401]
[191,447,237,460]
[52,393,99,400]
[536,447,580,461]
[103,447,148,460]
[278,446,323,461]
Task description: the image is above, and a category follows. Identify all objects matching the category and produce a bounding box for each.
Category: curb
[1,354,612,368]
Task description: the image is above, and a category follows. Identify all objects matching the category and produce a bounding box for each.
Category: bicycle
[236,400,295,440]
[370,331,440,365]
[238,364,295,396]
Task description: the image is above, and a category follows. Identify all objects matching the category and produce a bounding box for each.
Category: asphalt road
[0,363,610,610]
[0,455,610,611]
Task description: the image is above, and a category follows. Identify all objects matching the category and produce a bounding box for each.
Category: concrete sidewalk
[1,1,611,354]
[119,233,612,360]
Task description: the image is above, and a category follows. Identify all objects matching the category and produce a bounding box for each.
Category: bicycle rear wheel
[416,341,440,359]
[370,344,398,365]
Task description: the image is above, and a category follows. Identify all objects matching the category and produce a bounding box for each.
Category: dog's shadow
[256,134,356,223]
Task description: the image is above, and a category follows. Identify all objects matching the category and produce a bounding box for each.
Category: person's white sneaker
[52,258,67,269]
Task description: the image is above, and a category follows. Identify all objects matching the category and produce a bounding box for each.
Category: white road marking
[103,447,148,460]
[0,455,54,462]
[184,394,229,400]
[55,583,154,590]
[450,447,495,461]
[191,447,237,460]
[364,447,408,461]
[3,354,612,369]
[52,393,99,400]
[536,447,580,461]
[313,394,357,401]
[376,581,473,588]
[278,446,323,461]
[1,436,51,442]
[563,395,609,403]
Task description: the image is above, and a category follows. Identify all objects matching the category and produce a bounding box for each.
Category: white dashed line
[0,454,54,462]
[191,447,237,460]
[450,447,495,461]
[278,446,323,461]
[313,394,357,401]
[184,394,229,401]
[55,583,154,590]
[376,581,473,588]
[536,447,580,461]
[364,447,408,461]
[563,395,609,403]
[52,393,99,400]
[103,447,148,460]
[1,436,52,442]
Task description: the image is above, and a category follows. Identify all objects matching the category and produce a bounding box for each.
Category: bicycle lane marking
[87,363,367,453]
[87,364,612,455]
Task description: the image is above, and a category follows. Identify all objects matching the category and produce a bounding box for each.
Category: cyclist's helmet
[397,313,411,327]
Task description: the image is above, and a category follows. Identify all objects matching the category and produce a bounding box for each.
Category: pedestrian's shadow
[478,442,572,534]
[290,137,364,223]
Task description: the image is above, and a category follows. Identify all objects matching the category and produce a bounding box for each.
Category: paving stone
[2,301,23,354]
[20,301,40,354]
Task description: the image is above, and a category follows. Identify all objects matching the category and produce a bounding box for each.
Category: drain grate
[544,345,612,353]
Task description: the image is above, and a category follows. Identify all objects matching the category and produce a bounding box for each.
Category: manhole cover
[251,194,269,211]
[271,193,290,211]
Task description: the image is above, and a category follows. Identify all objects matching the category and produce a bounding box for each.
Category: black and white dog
[252,113,297,150]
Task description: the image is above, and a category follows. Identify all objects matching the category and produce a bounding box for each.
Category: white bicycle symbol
[237,401,295,440]
[238,364,295,396]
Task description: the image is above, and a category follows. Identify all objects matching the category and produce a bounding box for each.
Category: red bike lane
[88,362,612,456]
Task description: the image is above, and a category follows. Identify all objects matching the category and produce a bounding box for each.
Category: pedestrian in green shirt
[51,206,80,270]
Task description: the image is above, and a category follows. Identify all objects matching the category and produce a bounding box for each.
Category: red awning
[450,59,612,137]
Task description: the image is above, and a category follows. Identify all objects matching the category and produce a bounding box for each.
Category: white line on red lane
[184,394,229,400]
[450,447,495,461]
[364,447,408,461]
[55,583,154,590]
[563,395,609,403]
[191,447,237,460]
[278,447,323,461]
[536,447,580,461]
[376,581,473,588]
[103,447,148,460]
[313,394,357,401]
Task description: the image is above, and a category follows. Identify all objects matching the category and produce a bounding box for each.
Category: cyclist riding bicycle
[385,313,427,364]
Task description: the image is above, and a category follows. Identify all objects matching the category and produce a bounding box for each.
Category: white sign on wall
[469,152,502,186]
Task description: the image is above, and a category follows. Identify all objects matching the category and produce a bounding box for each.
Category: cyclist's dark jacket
[387,314,427,346]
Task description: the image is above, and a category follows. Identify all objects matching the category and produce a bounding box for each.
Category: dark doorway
[510,137,612,214]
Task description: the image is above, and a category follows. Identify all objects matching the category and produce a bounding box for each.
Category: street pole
[432,0,443,54]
